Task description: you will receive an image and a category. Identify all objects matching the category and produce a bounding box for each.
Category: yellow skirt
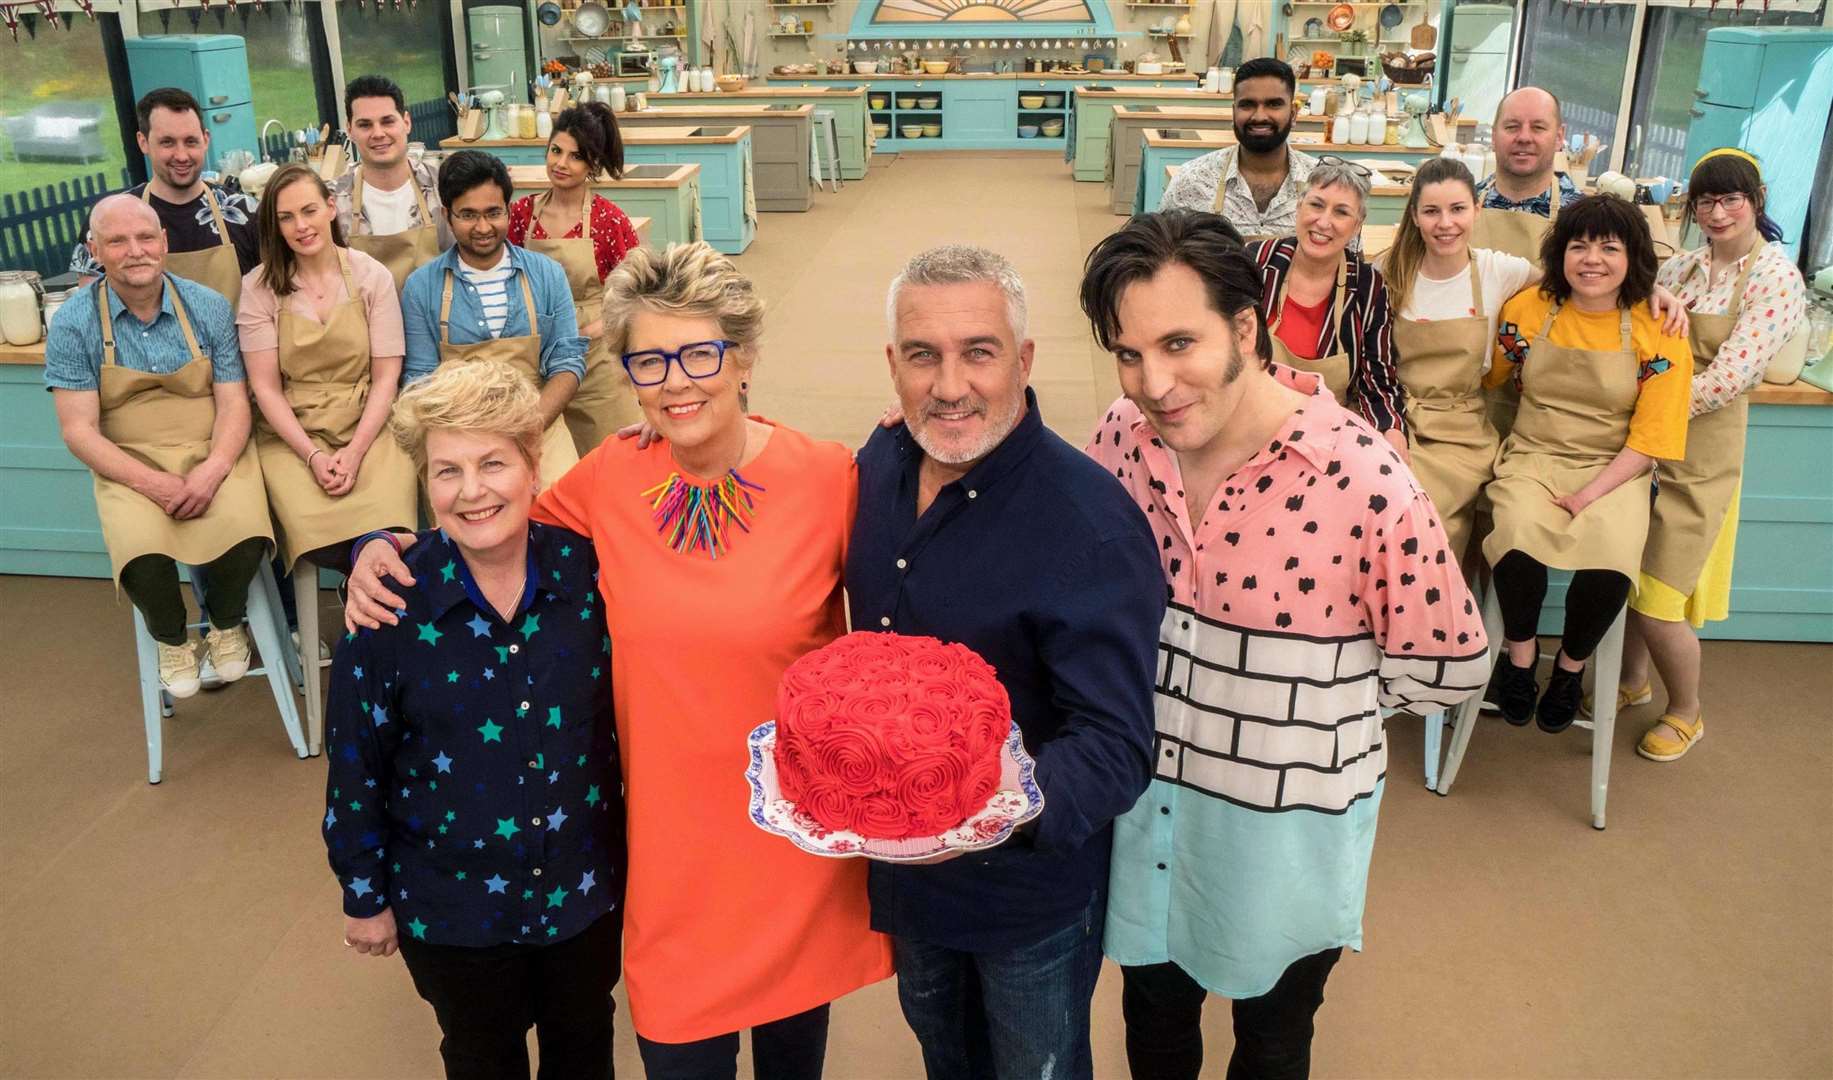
[1631,482,1740,628]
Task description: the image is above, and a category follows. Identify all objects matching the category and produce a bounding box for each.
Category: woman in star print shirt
[323,361,624,1080]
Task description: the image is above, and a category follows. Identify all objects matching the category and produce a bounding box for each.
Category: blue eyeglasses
[619,339,737,386]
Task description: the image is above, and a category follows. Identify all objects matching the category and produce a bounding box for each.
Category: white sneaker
[158,638,202,699]
[205,625,252,683]
[291,631,332,662]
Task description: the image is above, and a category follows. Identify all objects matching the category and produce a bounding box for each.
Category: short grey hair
[1304,163,1371,217]
[885,244,1029,342]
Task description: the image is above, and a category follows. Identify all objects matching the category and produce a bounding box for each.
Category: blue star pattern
[323,524,622,948]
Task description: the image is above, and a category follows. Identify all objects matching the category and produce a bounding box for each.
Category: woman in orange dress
[344,241,892,1078]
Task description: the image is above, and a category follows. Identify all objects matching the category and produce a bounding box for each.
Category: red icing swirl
[773,631,1014,840]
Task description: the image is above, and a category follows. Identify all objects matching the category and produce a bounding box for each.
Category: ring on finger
[343,938,355,947]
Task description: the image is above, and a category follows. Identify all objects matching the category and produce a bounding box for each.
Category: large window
[336,2,448,112]
[1624,1,1828,180]
[0,18,127,196]
[1516,0,1636,176]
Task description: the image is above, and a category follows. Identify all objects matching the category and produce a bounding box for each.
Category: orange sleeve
[1625,312,1693,461]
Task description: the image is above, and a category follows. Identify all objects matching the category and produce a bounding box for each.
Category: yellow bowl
[1019,95,1045,108]
[922,61,950,75]
[923,122,941,136]
[900,124,924,138]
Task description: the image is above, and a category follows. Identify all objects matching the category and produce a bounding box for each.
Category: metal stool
[809,108,842,193]
[132,560,309,784]
[288,568,337,757]
[1435,578,1628,829]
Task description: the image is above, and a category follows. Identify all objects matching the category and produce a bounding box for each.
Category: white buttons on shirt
[896,558,908,570]
[532,868,542,876]
[520,700,531,711]
[531,817,543,827]
[879,616,891,627]
[967,490,978,499]
[509,644,520,654]
[528,760,539,769]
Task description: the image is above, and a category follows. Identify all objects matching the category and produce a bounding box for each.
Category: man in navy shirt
[849,245,1164,1080]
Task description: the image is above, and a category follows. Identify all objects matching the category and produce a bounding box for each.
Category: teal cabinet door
[941,83,1015,146]
[1696,40,1763,108]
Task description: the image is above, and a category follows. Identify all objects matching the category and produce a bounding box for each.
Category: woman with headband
[1611,149,1807,762]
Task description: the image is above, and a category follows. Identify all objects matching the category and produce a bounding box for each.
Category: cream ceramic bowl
[901,124,924,138]
[1019,94,1045,108]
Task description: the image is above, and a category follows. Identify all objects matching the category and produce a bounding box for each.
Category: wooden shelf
[767,31,811,38]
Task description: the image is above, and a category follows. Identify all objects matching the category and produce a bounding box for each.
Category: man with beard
[72,89,261,307]
[1081,210,1487,1080]
[850,244,1164,1080]
[1157,58,1318,244]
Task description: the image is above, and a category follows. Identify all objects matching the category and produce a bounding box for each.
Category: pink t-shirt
[235,246,406,358]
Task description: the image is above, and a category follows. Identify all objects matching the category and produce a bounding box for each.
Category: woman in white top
[1380,157,1539,563]
[1615,148,1807,762]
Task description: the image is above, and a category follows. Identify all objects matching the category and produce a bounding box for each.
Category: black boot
[1486,652,1539,727]
[1537,659,1586,733]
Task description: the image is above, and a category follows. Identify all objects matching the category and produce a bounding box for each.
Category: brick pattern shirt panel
[322,523,623,949]
[1086,371,1487,997]
[1474,171,1581,217]
[1248,237,1406,435]
[508,194,642,282]
[1656,242,1807,416]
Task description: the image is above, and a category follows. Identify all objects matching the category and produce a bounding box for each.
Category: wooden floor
[3,154,1830,1079]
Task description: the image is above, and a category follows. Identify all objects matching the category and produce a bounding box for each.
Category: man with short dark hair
[329,74,451,290]
[1080,210,1488,1080]
[399,150,584,488]
[851,244,1164,1080]
[1157,58,1321,243]
[71,88,260,305]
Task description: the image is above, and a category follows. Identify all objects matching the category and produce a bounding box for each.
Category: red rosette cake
[773,631,1013,840]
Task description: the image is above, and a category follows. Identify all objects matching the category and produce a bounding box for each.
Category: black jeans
[397,911,622,1080]
[634,1004,829,1080]
[1120,949,1343,1080]
[1491,549,1632,662]
[120,537,268,645]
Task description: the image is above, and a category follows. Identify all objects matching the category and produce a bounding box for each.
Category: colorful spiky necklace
[641,467,766,559]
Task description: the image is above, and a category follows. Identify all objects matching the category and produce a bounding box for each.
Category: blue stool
[131,560,309,784]
[810,108,842,194]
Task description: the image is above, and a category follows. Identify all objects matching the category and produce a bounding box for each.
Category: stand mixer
[656,54,680,94]
[1399,89,1431,149]
[473,85,511,139]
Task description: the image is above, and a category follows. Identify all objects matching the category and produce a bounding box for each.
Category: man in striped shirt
[1079,210,1489,1080]
[400,151,585,426]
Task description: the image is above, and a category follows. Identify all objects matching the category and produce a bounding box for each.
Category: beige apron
[147,186,243,308]
[522,191,639,456]
[257,249,419,569]
[1482,303,1649,578]
[91,276,272,585]
[1472,181,1560,440]
[437,268,581,489]
[347,168,444,293]
[1395,256,1497,559]
[1641,243,1763,596]
[1267,257,1353,405]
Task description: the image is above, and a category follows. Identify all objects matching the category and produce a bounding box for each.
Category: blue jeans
[893,890,1104,1080]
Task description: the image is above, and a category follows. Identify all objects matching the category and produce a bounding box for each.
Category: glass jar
[0,270,44,347]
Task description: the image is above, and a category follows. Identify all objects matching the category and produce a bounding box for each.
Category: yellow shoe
[1637,713,1704,762]
[157,638,201,699]
[205,625,252,683]
[1581,681,1652,718]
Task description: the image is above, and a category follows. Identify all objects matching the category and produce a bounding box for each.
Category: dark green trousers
[120,537,269,646]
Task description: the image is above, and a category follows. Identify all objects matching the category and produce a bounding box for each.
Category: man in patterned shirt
[328,74,453,290]
[1157,58,1320,243]
[1079,210,1489,1080]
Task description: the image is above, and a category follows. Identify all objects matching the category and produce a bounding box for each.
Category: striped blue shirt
[399,243,585,386]
[42,274,244,392]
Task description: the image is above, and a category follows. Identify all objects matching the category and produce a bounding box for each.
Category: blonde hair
[390,360,546,474]
[600,241,765,362]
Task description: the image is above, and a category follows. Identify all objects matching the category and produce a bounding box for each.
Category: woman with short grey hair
[1246,159,1409,459]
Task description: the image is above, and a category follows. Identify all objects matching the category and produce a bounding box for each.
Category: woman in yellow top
[1615,150,1807,762]
[1480,194,1692,733]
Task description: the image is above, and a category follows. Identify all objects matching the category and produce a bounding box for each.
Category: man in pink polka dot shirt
[1080,210,1490,1080]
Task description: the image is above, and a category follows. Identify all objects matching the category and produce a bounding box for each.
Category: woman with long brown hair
[236,163,418,736]
[1381,157,1540,561]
